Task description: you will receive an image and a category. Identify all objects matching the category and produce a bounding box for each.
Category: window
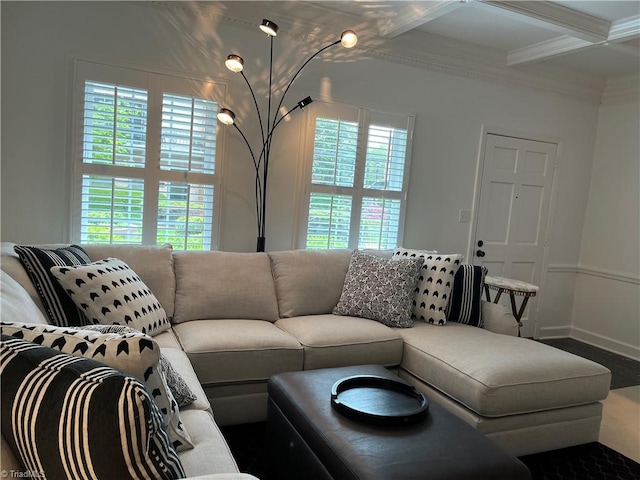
[72,60,225,250]
[301,103,414,250]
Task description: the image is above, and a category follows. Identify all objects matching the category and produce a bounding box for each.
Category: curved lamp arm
[240,71,266,149]
[270,39,340,135]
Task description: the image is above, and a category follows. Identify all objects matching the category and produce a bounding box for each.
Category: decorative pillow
[79,324,197,407]
[392,247,438,259]
[49,257,171,337]
[13,244,93,327]
[447,264,488,327]
[159,354,197,407]
[333,250,423,328]
[0,322,193,452]
[393,250,462,325]
[0,335,185,480]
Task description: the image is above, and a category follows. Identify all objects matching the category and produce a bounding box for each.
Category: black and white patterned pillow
[393,249,463,325]
[392,247,438,259]
[80,324,197,407]
[333,250,423,328]
[447,264,488,327]
[159,355,197,407]
[13,244,93,327]
[50,257,170,337]
[0,322,194,452]
[0,335,185,480]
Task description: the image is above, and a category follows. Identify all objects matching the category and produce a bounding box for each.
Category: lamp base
[257,236,266,252]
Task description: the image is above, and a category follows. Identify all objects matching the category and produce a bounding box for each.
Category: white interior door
[473,134,557,337]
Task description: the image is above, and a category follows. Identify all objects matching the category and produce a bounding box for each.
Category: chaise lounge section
[0,243,611,477]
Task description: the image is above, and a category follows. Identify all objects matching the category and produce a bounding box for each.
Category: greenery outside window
[72,60,225,250]
[301,103,414,250]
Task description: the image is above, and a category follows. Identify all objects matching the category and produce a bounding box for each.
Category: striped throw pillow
[13,245,93,327]
[0,335,185,480]
[447,264,488,327]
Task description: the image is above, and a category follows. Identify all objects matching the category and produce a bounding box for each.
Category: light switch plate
[459,209,471,223]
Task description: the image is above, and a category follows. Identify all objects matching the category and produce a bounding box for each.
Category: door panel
[474,134,557,337]
[484,182,514,243]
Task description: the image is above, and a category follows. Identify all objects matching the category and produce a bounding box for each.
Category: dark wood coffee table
[267,365,530,480]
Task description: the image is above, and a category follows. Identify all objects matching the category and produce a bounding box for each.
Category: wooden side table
[484,276,539,336]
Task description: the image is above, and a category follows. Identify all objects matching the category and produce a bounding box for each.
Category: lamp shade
[340,30,358,48]
[217,108,236,125]
[225,54,244,73]
[259,19,279,37]
[297,96,313,109]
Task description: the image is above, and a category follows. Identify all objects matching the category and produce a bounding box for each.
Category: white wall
[1,2,607,338]
[570,99,640,360]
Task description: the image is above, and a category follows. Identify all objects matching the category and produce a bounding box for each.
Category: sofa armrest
[481,300,519,336]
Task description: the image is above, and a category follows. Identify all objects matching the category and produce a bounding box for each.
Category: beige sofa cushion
[173,320,303,385]
[177,409,239,477]
[397,322,611,417]
[268,249,351,317]
[82,244,176,320]
[173,252,279,323]
[481,301,519,336]
[275,314,404,370]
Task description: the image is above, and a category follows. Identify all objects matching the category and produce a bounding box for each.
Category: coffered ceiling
[152,1,640,102]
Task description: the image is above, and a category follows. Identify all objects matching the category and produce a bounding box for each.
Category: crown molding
[608,15,640,43]
[601,73,640,105]
[507,35,591,66]
[508,15,640,66]
[480,0,610,42]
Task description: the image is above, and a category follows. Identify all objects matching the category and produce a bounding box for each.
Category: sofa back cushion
[0,335,185,480]
[172,251,279,323]
[269,249,352,317]
[0,243,176,323]
[82,244,176,321]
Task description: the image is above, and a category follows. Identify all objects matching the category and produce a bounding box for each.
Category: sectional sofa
[0,243,612,478]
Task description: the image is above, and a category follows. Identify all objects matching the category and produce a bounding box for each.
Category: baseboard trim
[570,327,640,362]
[538,325,572,339]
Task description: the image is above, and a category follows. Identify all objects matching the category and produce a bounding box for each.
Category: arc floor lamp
[217,19,358,252]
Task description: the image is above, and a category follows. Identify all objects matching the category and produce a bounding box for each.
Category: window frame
[297,101,415,250]
[70,59,227,249]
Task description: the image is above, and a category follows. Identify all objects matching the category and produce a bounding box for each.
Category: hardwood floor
[540,338,640,390]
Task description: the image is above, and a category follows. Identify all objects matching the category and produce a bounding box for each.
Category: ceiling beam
[479,1,611,43]
[507,15,640,66]
[377,1,466,39]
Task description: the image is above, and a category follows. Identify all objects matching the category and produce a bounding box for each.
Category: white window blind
[160,93,217,173]
[301,103,414,250]
[80,175,145,244]
[157,181,214,250]
[73,60,226,250]
[83,82,147,168]
[306,193,353,249]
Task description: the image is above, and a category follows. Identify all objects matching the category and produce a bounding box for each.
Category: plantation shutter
[302,103,413,250]
[73,60,225,250]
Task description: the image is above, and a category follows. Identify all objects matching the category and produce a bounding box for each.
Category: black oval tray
[331,374,429,426]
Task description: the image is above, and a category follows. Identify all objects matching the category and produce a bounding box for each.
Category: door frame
[468,125,563,338]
